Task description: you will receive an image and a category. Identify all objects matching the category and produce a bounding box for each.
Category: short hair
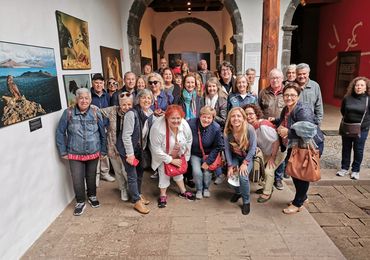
[283,82,302,96]
[244,104,264,119]
[124,71,136,80]
[233,74,250,93]
[217,61,234,74]
[165,104,185,119]
[75,88,91,100]
[162,67,175,80]
[147,72,164,89]
[345,76,370,97]
[92,73,104,81]
[286,64,296,72]
[296,63,310,72]
[200,105,216,118]
[119,92,134,105]
[269,68,283,79]
[245,68,256,74]
[136,88,153,101]
[205,77,222,95]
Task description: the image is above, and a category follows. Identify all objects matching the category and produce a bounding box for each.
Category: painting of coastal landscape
[0,41,61,128]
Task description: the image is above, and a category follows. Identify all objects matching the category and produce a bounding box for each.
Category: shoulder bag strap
[166,121,169,154]
[197,127,206,159]
[360,97,369,124]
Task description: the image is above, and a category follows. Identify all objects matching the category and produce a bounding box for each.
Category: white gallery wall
[0,0,123,259]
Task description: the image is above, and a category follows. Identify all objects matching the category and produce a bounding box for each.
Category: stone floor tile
[334,185,365,199]
[136,216,171,234]
[350,198,370,210]
[168,234,208,256]
[208,233,249,257]
[244,234,291,257]
[171,216,207,234]
[128,234,170,256]
[331,237,357,248]
[253,257,293,260]
[310,213,344,226]
[338,216,364,227]
[239,215,279,235]
[360,218,370,225]
[306,202,320,213]
[322,226,359,238]
[351,225,370,237]
[339,246,370,260]
[206,214,241,234]
[209,256,250,260]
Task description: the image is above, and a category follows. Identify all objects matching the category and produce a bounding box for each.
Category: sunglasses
[119,92,132,98]
[109,82,118,86]
[148,80,159,85]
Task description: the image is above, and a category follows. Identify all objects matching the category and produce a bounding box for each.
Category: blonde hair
[147,72,164,90]
[205,77,227,98]
[200,105,216,118]
[233,74,250,93]
[224,107,249,151]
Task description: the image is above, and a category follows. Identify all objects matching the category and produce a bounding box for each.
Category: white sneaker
[351,172,360,180]
[336,169,349,177]
[150,171,159,179]
[196,191,203,200]
[203,189,210,198]
[101,173,115,182]
[214,174,226,185]
[96,174,100,187]
[121,189,129,201]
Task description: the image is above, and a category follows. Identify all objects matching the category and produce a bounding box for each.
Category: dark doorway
[151,35,158,71]
[291,4,320,80]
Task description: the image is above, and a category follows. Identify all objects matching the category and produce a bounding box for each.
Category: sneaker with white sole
[196,191,203,200]
[336,169,349,177]
[351,172,360,180]
[214,174,226,185]
[150,171,159,179]
[88,196,100,208]
[203,189,210,198]
[74,202,86,216]
[101,173,115,182]
[121,189,129,201]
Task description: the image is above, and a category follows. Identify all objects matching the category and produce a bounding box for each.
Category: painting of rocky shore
[0,41,61,128]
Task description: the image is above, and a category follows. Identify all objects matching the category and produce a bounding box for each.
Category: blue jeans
[191,155,212,192]
[341,130,369,172]
[274,161,285,181]
[69,159,99,203]
[122,152,143,203]
[231,155,253,204]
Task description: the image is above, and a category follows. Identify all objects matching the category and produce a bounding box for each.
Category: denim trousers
[341,130,369,172]
[231,155,253,205]
[274,161,285,181]
[191,155,212,192]
[122,153,143,203]
[69,159,99,203]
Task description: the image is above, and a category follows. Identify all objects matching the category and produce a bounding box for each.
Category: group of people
[55,58,370,217]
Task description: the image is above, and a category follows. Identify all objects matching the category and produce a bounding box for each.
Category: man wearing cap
[91,73,116,184]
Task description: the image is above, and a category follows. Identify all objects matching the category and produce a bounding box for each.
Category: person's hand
[266,157,276,169]
[227,166,235,178]
[100,154,107,160]
[171,158,182,168]
[239,163,248,176]
[268,117,275,122]
[201,162,209,170]
[277,126,288,138]
[126,155,136,166]
[154,109,164,117]
[61,155,68,160]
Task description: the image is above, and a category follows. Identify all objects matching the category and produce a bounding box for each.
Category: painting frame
[56,10,91,70]
[63,74,91,107]
[100,46,123,88]
[0,40,61,128]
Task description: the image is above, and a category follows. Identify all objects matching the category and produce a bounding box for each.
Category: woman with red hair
[149,105,195,208]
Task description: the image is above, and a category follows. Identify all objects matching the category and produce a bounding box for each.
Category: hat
[92,73,104,81]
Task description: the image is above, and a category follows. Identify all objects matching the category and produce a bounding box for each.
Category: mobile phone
[133,158,140,166]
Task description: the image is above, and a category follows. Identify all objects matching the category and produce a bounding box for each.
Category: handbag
[164,122,188,177]
[339,97,368,138]
[197,128,223,171]
[286,144,321,182]
[250,147,264,183]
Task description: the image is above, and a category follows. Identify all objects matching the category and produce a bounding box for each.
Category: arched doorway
[158,17,221,69]
[127,0,243,75]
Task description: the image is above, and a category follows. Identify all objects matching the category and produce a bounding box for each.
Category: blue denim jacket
[56,105,107,156]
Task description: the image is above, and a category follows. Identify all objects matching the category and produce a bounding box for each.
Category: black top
[341,93,370,130]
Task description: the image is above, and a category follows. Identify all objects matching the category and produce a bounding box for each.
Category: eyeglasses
[270,77,282,81]
[119,92,132,98]
[148,80,159,85]
[283,94,298,98]
[109,82,118,86]
[246,112,255,116]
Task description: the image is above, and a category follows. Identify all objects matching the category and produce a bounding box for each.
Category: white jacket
[149,116,192,170]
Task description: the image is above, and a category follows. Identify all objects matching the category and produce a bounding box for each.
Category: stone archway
[281,0,300,74]
[127,0,244,75]
[158,17,221,69]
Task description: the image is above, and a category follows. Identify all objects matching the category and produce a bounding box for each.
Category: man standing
[197,59,213,85]
[246,68,256,89]
[259,68,286,190]
[296,63,324,125]
[111,71,137,106]
[218,61,235,94]
[156,57,168,75]
[91,73,115,184]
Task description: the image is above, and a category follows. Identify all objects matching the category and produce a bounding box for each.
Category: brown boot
[140,195,150,205]
[134,200,150,214]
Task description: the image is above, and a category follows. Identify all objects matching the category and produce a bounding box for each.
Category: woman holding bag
[337,77,370,180]
[276,82,324,214]
[188,106,224,199]
[149,105,195,208]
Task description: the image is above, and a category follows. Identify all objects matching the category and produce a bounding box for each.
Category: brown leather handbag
[286,144,321,182]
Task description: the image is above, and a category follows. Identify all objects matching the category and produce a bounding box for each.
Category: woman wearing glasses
[147,72,174,117]
[276,82,324,214]
[107,77,118,97]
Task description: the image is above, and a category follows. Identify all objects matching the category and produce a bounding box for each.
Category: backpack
[250,147,264,183]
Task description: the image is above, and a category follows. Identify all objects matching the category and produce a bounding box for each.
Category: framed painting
[100,46,123,88]
[56,10,91,70]
[63,74,91,107]
[0,41,61,128]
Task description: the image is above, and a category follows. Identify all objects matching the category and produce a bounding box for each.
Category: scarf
[182,89,197,120]
[205,94,218,109]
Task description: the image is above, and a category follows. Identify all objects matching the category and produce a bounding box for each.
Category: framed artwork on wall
[0,41,61,128]
[63,74,91,107]
[100,46,123,88]
[56,10,91,70]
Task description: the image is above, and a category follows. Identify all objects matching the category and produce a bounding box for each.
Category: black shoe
[230,193,241,203]
[283,172,290,179]
[73,202,86,216]
[157,196,167,208]
[242,203,250,215]
[88,196,100,208]
[256,188,264,194]
[274,180,284,190]
[185,179,195,189]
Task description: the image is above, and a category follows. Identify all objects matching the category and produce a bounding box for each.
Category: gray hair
[136,88,153,101]
[245,68,256,74]
[296,63,310,72]
[286,64,296,72]
[268,68,283,79]
[147,72,164,89]
[75,88,91,100]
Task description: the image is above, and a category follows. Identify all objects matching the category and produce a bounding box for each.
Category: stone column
[157,49,165,59]
[259,0,280,90]
[230,34,243,74]
[214,47,222,68]
[128,36,142,75]
[281,25,298,75]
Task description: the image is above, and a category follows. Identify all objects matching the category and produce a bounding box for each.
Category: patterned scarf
[182,89,197,120]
